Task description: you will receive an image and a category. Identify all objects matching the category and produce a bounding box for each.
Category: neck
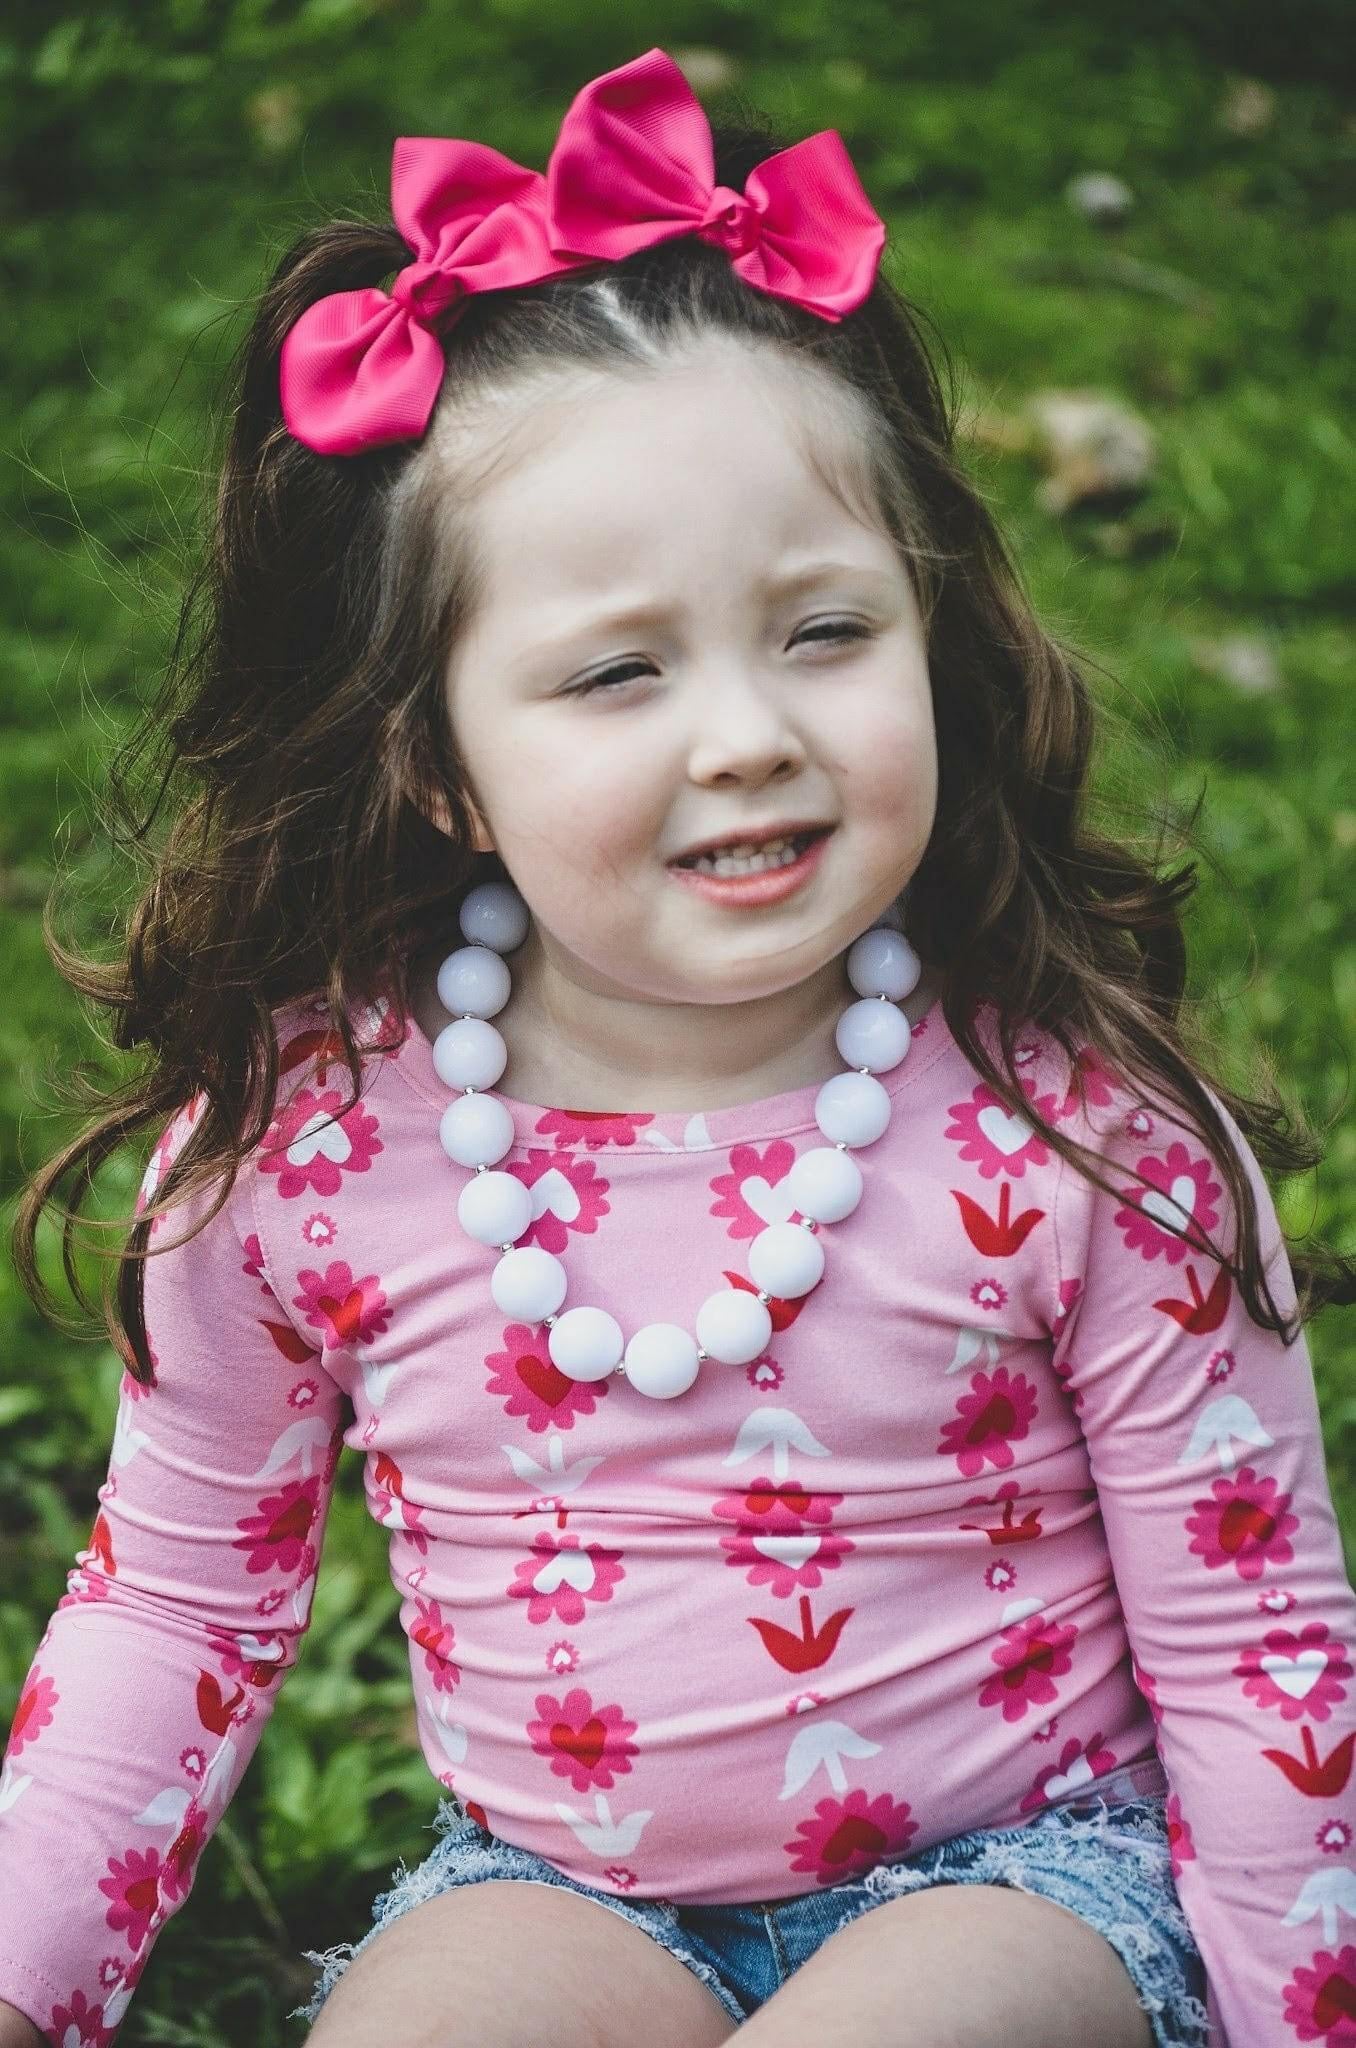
[411,916,942,1115]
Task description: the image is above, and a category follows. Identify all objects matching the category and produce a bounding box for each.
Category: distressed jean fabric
[294,1782,1211,2045]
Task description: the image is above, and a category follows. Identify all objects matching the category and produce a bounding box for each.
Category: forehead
[457,348,886,613]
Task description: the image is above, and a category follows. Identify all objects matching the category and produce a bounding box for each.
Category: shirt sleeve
[1050,1059,1356,2048]
[0,1104,350,2045]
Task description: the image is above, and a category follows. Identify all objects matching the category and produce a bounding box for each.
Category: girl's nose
[684,669,809,786]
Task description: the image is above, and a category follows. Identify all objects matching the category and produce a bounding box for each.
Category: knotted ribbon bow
[280,47,887,456]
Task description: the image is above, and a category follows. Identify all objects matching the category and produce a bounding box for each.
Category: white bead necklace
[432,881,922,1400]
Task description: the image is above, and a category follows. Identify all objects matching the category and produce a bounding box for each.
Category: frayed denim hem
[288,1796,745,2030]
[860,1795,1211,2048]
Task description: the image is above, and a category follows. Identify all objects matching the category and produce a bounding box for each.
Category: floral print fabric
[1,992,1353,2047]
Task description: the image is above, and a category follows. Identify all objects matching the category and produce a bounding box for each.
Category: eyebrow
[513,559,899,663]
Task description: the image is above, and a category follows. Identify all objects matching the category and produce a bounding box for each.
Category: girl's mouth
[666,827,833,907]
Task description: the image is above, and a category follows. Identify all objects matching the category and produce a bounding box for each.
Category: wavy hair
[14,102,1354,1379]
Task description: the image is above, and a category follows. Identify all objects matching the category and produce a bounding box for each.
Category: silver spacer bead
[696,1348,709,1362]
[543,1313,557,1328]
[835,1140,848,1151]
[755,1290,771,1304]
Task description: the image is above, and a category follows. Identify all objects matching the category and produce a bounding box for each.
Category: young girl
[1,44,1352,2048]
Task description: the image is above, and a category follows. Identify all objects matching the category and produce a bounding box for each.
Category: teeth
[690,836,805,877]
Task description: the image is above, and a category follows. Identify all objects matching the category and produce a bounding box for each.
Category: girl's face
[443,344,938,1023]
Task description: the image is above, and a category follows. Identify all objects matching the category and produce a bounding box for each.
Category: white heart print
[1042,1753,1095,1800]
[976,1104,1032,1157]
[533,1551,596,1595]
[1141,1175,1198,1236]
[740,1175,798,1226]
[287,1112,352,1169]
[1259,1648,1328,1700]
[532,1168,580,1225]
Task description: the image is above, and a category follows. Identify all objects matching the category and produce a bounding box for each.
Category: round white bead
[439,1092,515,1168]
[624,1322,701,1400]
[815,1069,893,1148]
[847,926,922,1002]
[835,997,911,1074]
[786,1144,864,1224]
[694,1289,772,1365]
[433,1016,507,1091]
[549,1305,624,1382]
[747,1221,825,1299]
[458,881,530,955]
[491,1246,566,1322]
[436,945,512,1021]
[457,1169,533,1248]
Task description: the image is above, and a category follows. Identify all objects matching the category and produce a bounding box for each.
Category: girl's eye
[563,619,869,698]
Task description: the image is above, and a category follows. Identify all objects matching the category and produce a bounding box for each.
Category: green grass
[1,5,1352,2041]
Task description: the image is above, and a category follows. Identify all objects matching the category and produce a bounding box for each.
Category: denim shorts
[293,1779,1210,2045]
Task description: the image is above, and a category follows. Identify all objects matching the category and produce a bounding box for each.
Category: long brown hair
[15,101,1355,1381]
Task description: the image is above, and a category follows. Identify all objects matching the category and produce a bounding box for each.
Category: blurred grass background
[1,2,1352,2041]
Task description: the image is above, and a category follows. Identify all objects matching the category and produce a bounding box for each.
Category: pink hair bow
[280,47,887,456]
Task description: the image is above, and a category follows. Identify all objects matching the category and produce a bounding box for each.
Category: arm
[0,2004,43,2048]
[0,1119,349,2044]
[1052,1069,1356,2048]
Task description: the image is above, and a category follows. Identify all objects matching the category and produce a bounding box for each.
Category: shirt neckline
[383,976,958,1154]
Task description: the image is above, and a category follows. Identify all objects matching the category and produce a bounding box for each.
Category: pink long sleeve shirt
[2,988,1354,2047]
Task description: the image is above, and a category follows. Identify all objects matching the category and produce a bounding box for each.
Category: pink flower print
[748,1356,784,1392]
[256,1587,286,1618]
[99,1844,163,1951]
[1163,1794,1196,1879]
[1050,1340,1085,1418]
[603,1865,639,1891]
[179,1745,206,1782]
[206,1626,287,1691]
[259,1087,382,1200]
[47,1989,113,2047]
[508,1533,625,1626]
[509,1150,611,1253]
[1260,1588,1299,1616]
[485,1322,610,1433]
[1318,1819,1353,1856]
[710,1139,801,1239]
[1123,1105,1154,1139]
[1050,1277,1082,1345]
[787,1691,825,1715]
[232,1475,320,1575]
[301,1211,338,1248]
[970,1277,1008,1313]
[293,1260,391,1350]
[135,1099,201,1218]
[1114,1140,1220,1265]
[1205,1347,1236,1385]
[1234,1622,1352,1721]
[1131,1652,1164,1726]
[984,1559,1017,1592]
[411,1597,461,1693]
[944,1082,1057,1179]
[5,1667,57,1759]
[241,1233,274,1295]
[528,1687,639,1791]
[120,1358,156,1402]
[1052,1044,1121,1123]
[289,1376,321,1409]
[1020,1730,1117,1813]
[712,1478,853,1597]
[546,1640,579,1676]
[937,1366,1039,1477]
[1283,1945,1356,2041]
[785,1790,919,1887]
[1032,1717,1060,1743]
[533,1107,655,1150]
[978,1614,1078,1723]
[1185,1465,1299,1581]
